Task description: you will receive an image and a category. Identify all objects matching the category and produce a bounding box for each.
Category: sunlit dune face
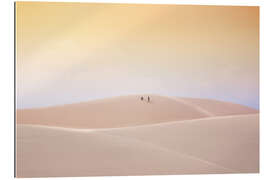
[16,2,259,109]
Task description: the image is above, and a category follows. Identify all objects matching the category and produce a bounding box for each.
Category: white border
[1,0,269,180]
[6,0,263,6]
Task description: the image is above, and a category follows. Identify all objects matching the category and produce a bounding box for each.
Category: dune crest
[16,95,258,129]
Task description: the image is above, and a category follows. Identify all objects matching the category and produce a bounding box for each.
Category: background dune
[16,95,258,129]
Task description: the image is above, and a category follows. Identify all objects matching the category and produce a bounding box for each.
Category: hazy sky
[16,2,259,109]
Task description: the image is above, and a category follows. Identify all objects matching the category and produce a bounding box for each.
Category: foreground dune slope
[16,95,258,129]
[17,125,231,177]
[104,114,259,173]
[16,114,259,177]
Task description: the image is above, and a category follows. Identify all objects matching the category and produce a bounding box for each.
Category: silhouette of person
[141,96,144,101]
[148,96,150,102]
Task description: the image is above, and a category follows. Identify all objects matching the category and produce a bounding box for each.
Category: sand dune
[178,97,258,116]
[16,113,259,177]
[16,95,259,177]
[16,95,258,129]
[103,114,259,173]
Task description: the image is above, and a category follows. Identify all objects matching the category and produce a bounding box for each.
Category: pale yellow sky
[16,2,259,109]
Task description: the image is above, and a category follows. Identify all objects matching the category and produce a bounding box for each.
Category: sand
[16,95,259,177]
[16,94,258,129]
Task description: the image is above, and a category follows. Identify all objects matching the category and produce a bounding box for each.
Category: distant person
[141,96,144,101]
[147,96,150,102]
